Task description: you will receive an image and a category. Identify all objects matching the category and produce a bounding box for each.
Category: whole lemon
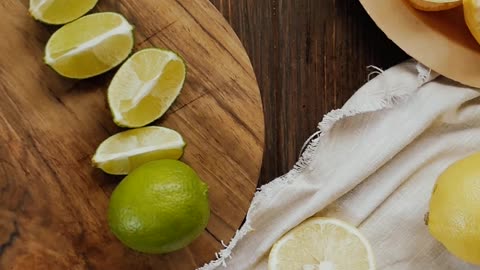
[108,159,210,254]
[428,152,480,265]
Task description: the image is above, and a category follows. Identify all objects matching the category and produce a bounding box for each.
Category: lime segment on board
[92,126,185,175]
[44,12,134,79]
[108,48,186,128]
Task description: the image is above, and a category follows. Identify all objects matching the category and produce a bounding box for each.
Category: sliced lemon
[92,126,185,175]
[29,0,98,25]
[268,218,375,270]
[108,48,186,128]
[44,12,134,79]
[408,0,461,11]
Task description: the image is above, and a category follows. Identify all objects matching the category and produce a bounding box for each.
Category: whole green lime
[108,159,210,254]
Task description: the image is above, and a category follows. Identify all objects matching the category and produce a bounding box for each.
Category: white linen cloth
[199,60,480,270]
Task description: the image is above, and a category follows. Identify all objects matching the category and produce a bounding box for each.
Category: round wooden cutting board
[0,0,264,269]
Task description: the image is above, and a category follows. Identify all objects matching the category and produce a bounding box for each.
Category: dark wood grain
[210,0,409,184]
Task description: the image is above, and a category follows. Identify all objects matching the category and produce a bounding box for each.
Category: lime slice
[92,126,185,175]
[268,218,375,270]
[44,12,134,79]
[29,0,98,25]
[108,48,186,128]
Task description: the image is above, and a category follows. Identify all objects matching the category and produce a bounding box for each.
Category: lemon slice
[268,218,375,270]
[29,0,98,25]
[408,0,461,11]
[44,12,134,79]
[92,126,185,175]
[108,48,186,128]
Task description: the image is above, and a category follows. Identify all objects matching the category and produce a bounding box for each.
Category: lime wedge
[108,48,186,128]
[29,0,98,25]
[44,12,134,79]
[268,218,375,270]
[92,126,185,175]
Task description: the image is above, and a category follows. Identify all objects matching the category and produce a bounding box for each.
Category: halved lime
[44,12,134,79]
[108,48,186,128]
[29,0,98,25]
[92,126,185,175]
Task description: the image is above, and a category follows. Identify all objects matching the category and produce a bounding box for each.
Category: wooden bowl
[360,0,480,88]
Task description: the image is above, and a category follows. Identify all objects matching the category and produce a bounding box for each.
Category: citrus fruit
[44,12,134,79]
[427,152,480,265]
[465,0,480,46]
[29,0,98,25]
[92,126,185,175]
[108,48,186,128]
[108,160,210,254]
[408,0,461,11]
[268,217,375,270]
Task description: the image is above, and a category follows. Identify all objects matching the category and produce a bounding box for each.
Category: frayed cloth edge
[197,62,432,270]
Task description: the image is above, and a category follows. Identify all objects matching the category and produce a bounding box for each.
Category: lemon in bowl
[408,0,461,11]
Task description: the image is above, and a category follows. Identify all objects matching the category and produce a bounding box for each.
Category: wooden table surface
[210,0,409,185]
